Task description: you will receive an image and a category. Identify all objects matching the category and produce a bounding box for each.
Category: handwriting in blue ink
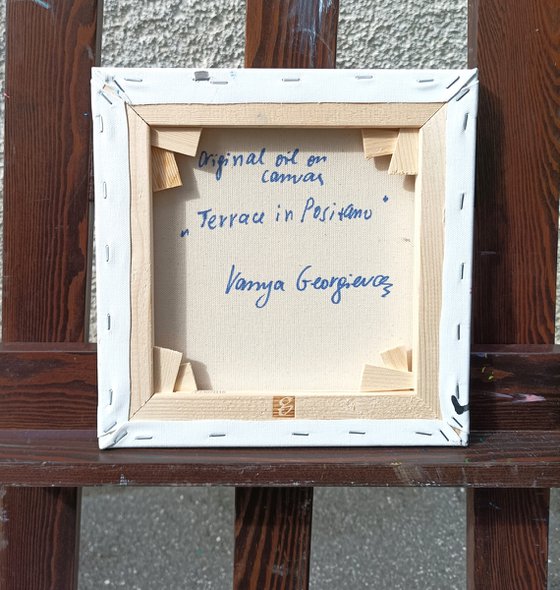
[197,208,265,230]
[198,148,266,181]
[300,197,372,223]
[225,264,285,309]
[224,264,393,308]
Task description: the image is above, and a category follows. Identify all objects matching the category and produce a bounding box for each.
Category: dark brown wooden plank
[0,487,81,590]
[467,489,549,590]
[470,346,560,430]
[245,0,339,68]
[234,488,312,589]
[3,0,101,342]
[469,0,560,344]
[0,429,560,487]
[0,344,97,429]
[2,345,559,431]
[467,1,558,587]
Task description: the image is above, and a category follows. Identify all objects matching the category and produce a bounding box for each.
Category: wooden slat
[0,344,97,429]
[234,488,312,590]
[151,127,202,156]
[470,0,560,344]
[468,1,558,588]
[467,489,549,590]
[2,2,102,588]
[360,366,414,392]
[3,0,101,342]
[0,487,81,590]
[245,0,339,68]
[0,345,558,430]
[134,103,441,130]
[0,429,560,487]
[151,147,182,192]
[362,129,399,158]
[388,128,420,175]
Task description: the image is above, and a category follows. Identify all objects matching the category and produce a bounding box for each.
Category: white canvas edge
[91,68,478,449]
[92,67,476,105]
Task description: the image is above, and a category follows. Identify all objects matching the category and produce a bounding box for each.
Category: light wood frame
[92,68,478,448]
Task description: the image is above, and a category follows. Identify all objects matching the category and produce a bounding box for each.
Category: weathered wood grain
[0,429,560,487]
[234,488,312,590]
[0,344,97,429]
[2,1,102,588]
[0,487,81,590]
[3,0,101,342]
[469,0,560,344]
[245,0,339,68]
[467,489,550,590]
[468,1,559,588]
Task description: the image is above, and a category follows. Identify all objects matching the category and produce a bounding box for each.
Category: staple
[194,70,210,82]
[455,87,470,101]
[98,90,113,105]
[463,113,469,131]
[457,324,461,340]
[209,433,226,438]
[460,262,465,280]
[446,75,460,89]
[452,417,463,428]
[105,244,110,262]
[108,388,113,405]
[456,383,460,400]
[440,429,450,442]
[107,313,111,331]
[113,429,128,445]
[103,420,117,434]
[417,78,434,83]
[102,181,108,199]
[135,435,154,440]
[210,80,229,85]
[415,431,432,436]
[95,115,103,133]
[124,77,143,83]
[292,432,309,436]
[282,77,301,82]
[113,79,126,93]
[460,193,465,209]
[355,74,373,80]
[349,431,366,435]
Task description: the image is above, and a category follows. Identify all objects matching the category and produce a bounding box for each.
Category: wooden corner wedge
[174,362,198,392]
[388,129,419,175]
[381,346,410,372]
[362,128,399,158]
[360,365,415,392]
[153,346,183,393]
[152,147,182,192]
[151,127,203,157]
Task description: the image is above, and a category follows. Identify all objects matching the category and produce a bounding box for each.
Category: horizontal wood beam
[0,429,559,487]
[0,344,558,431]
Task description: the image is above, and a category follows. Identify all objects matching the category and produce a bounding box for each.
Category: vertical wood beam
[469,0,560,344]
[467,489,549,590]
[237,2,339,588]
[245,0,339,68]
[1,1,103,589]
[468,1,557,588]
[234,488,313,590]
[0,488,82,590]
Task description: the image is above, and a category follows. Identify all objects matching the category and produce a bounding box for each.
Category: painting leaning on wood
[92,67,478,448]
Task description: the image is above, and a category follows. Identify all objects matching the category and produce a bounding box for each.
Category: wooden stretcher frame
[92,68,478,448]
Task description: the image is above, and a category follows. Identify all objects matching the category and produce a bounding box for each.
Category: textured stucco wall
[99,0,467,69]
[0,1,479,341]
